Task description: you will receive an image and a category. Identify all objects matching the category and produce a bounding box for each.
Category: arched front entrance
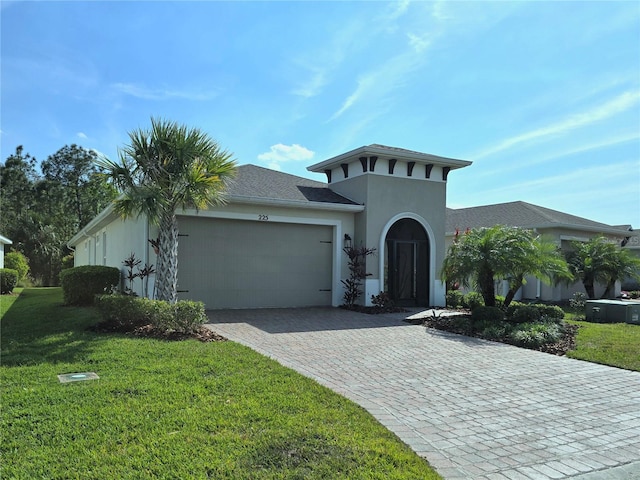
[384,218,429,307]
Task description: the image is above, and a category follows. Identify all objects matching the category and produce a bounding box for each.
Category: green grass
[1,288,440,479]
[565,313,640,372]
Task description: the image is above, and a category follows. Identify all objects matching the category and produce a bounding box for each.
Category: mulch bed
[88,321,227,343]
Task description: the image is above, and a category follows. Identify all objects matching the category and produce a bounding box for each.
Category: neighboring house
[446,201,638,301]
[68,144,472,309]
[0,234,13,269]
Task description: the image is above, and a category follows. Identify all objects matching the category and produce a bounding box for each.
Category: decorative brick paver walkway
[206,307,640,480]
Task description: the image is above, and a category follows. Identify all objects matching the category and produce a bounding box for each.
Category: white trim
[179,208,346,307]
[0,235,12,245]
[378,212,437,306]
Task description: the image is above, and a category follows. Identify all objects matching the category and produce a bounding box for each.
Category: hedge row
[0,268,18,294]
[60,266,120,305]
[95,295,207,334]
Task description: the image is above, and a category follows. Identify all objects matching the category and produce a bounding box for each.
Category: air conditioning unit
[585,300,640,324]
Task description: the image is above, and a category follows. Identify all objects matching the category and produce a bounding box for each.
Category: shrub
[507,305,541,324]
[472,306,505,323]
[95,295,207,334]
[4,252,29,283]
[95,294,149,329]
[535,304,565,321]
[494,295,505,309]
[60,266,120,305]
[172,300,207,334]
[462,291,484,310]
[0,268,18,294]
[446,290,464,308]
[471,306,505,333]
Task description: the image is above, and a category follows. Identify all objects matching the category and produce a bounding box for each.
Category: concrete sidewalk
[206,307,640,480]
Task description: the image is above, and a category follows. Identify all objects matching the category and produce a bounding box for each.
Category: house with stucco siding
[68,145,471,309]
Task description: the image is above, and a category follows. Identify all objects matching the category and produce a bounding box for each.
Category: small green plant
[446,290,464,308]
[60,265,120,305]
[0,268,18,294]
[122,253,156,298]
[4,252,29,283]
[481,324,511,341]
[508,322,562,348]
[371,291,395,312]
[569,292,587,312]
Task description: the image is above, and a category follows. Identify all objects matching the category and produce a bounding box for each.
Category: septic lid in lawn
[57,372,99,383]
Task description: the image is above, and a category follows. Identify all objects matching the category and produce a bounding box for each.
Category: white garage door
[177,216,334,309]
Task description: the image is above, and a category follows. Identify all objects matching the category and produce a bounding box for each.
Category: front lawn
[565,317,640,372]
[1,288,440,479]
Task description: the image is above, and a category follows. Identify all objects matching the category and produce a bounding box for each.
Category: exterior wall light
[344,234,352,249]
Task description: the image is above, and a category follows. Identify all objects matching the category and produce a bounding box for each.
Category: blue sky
[2,1,639,227]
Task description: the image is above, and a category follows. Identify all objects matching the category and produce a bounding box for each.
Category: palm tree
[441,225,571,308]
[565,236,640,299]
[99,118,236,303]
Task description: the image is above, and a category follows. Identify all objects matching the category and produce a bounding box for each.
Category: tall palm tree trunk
[156,213,179,304]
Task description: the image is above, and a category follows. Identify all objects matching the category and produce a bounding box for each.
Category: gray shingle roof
[226,164,358,205]
[446,201,631,234]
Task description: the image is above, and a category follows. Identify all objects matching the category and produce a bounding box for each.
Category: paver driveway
[206,307,640,480]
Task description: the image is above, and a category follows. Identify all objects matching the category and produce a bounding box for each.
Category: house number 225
[258,214,269,221]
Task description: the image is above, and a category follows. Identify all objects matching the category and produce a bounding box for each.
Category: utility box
[585,300,640,324]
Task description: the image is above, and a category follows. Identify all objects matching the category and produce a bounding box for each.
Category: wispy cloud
[329,74,378,121]
[111,82,219,101]
[257,143,315,171]
[473,91,640,160]
[292,68,327,99]
[488,159,639,198]
[480,131,640,177]
[77,132,88,139]
[388,0,411,20]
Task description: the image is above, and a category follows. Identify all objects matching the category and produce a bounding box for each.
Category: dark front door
[392,241,417,303]
[385,219,429,307]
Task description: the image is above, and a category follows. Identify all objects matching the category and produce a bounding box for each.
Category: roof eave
[67,203,119,247]
[308,145,472,173]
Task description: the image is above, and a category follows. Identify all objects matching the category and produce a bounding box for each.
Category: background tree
[39,145,116,252]
[99,118,236,304]
[441,225,570,308]
[565,236,640,299]
[1,144,116,285]
[0,146,38,237]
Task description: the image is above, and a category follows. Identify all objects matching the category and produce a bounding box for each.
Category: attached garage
[177,216,334,309]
